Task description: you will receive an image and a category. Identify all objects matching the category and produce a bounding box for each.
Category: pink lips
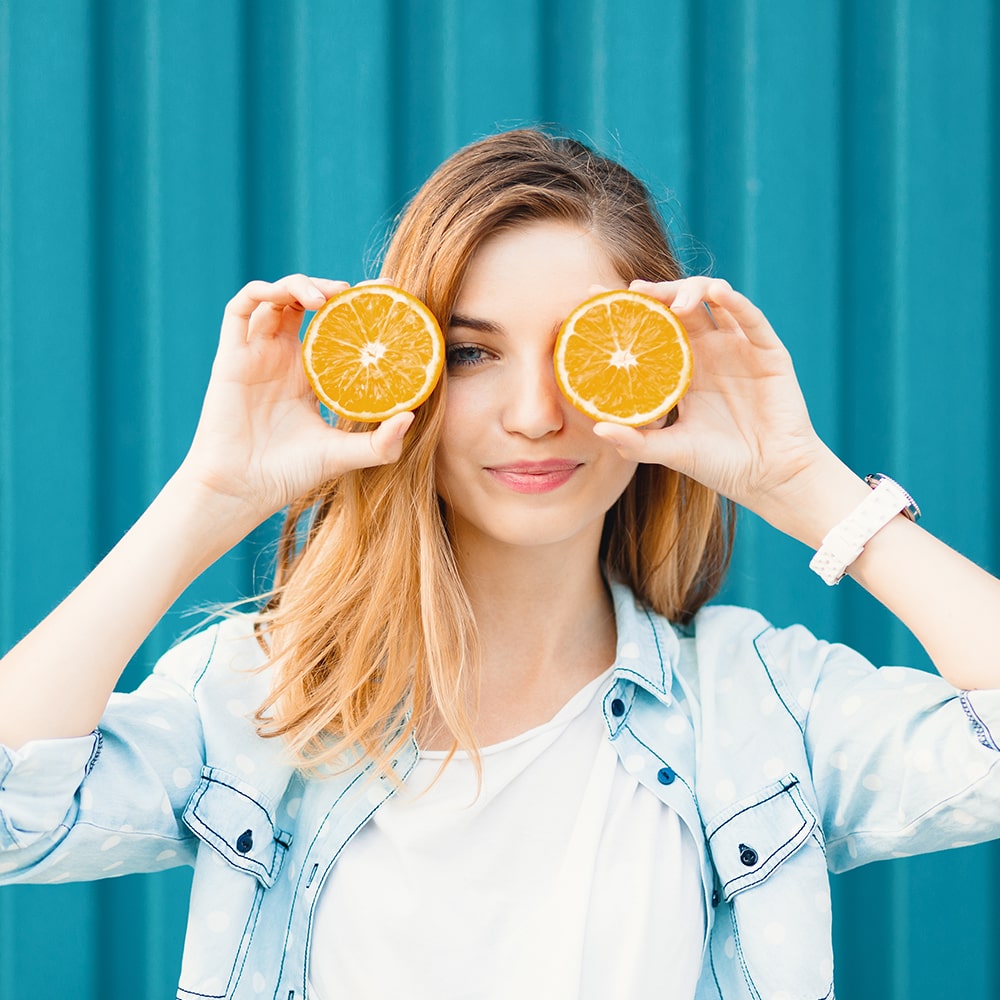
[486,460,581,494]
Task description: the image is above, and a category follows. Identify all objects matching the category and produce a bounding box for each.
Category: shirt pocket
[176,767,292,999]
[182,766,291,888]
[706,774,834,1000]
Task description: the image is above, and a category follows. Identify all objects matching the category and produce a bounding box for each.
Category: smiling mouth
[486,461,581,494]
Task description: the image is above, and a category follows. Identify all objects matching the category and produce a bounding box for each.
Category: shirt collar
[608,579,681,706]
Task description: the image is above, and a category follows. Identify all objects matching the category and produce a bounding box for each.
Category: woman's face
[435,219,640,559]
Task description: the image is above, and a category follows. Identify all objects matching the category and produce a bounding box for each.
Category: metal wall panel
[0,1,997,996]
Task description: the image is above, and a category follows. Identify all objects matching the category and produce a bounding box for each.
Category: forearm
[756,447,1000,690]
[848,519,1000,689]
[0,471,262,748]
[613,278,1000,689]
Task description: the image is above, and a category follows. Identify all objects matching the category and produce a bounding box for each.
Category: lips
[486,459,582,494]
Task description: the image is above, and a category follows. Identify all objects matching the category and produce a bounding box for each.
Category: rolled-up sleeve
[0,625,227,884]
[0,732,101,850]
[755,624,1000,873]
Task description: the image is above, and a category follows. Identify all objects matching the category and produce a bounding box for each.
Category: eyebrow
[447,314,505,335]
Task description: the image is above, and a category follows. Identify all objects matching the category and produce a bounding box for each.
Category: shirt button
[236,829,254,854]
[738,843,758,867]
[711,889,720,907]
[657,766,676,785]
[610,698,626,717]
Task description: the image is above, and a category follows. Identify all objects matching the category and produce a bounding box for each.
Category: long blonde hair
[255,129,734,774]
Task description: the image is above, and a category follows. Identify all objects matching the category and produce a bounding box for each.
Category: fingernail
[593,424,623,445]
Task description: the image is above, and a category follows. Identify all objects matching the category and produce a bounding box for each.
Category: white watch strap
[809,477,916,586]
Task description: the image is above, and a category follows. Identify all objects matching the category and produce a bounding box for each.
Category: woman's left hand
[594,278,1000,693]
[593,276,847,535]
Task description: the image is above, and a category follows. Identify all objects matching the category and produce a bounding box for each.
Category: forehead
[453,220,626,320]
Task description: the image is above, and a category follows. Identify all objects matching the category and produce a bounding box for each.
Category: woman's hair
[255,128,734,774]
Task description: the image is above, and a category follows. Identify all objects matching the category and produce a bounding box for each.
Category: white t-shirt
[309,668,705,998]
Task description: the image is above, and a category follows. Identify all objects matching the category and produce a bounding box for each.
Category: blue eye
[446,344,490,368]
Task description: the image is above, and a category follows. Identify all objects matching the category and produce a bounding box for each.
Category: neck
[428,532,618,748]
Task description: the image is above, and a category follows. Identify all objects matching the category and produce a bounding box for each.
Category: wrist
[748,446,872,550]
[809,475,920,585]
[157,469,268,559]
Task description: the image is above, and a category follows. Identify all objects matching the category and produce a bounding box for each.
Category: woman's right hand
[178,274,414,524]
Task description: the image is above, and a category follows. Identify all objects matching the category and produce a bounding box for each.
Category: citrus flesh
[554,289,693,426]
[302,284,445,421]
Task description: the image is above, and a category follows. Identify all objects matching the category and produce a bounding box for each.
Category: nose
[501,353,566,439]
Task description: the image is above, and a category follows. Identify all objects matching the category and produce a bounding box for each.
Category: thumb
[592,422,649,462]
[593,421,688,471]
[359,411,416,468]
[315,411,416,480]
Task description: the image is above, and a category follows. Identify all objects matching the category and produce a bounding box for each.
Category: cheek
[598,447,640,503]
[435,395,476,497]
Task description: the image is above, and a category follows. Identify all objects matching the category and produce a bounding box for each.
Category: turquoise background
[1,1,998,995]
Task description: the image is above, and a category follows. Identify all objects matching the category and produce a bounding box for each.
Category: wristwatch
[808,474,920,586]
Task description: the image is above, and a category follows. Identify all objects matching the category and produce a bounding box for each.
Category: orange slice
[554,289,693,426]
[302,284,445,421]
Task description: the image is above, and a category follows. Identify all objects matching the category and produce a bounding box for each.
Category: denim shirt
[3,581,1000,999]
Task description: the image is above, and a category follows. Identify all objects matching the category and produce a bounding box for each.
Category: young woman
[2,129,999,999]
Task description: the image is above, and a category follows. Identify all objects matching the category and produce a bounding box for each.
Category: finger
[594,421,669,464]
[221,275,330,347]
[630,278,719,337]
[368,411,416,464]
[593,421,690,473]
[698,284,782,350]
[634,276,784,350]
[309,277,351,301]
[326,411,416,475]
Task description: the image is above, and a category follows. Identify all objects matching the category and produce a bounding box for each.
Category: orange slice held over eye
[553,289,694,426]
[301,284,445,421]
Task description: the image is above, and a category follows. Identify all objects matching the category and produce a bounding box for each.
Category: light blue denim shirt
[3,581,1000,999]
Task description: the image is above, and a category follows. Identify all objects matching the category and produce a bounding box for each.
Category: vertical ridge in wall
[0,0,12,658]
[688,1,761,612]
[0,10,15,998]
[0,0,103,993]
[831,6,907,996]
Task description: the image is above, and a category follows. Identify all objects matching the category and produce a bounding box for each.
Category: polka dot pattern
[235,754,255,774]
[623,754,644,775]
[840,695,863,716]
[764,921,786,944]
[715,779,736,804]
[664,715,687,735]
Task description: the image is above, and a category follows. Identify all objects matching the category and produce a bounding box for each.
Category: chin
[453,508,607,554]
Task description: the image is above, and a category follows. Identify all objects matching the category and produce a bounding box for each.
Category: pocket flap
[183,767,290,888]
[707,774,817,902]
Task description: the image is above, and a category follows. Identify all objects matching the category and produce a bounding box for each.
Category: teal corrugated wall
[1,1,997,996]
